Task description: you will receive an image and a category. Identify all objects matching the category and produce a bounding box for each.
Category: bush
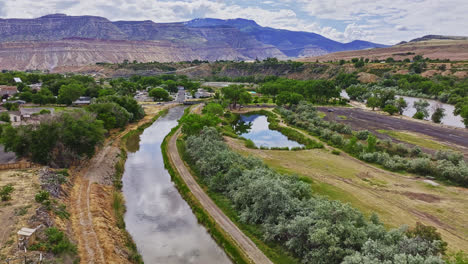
[408,158,434,175]
[383,104,398,115]
[332,149,341,155]
[35,190,50,203]
[331,133,344,147]
[355,130,370,140]
[244,139,257,149]
[0,112,10,122]
[87,102,132,129]
[0,184,14,201]
[413,111,425,120]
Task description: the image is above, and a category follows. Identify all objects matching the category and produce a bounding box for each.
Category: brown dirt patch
[402,192,441,203]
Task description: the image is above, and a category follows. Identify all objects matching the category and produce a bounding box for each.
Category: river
[122,106,231,264]
[340,90,464,128]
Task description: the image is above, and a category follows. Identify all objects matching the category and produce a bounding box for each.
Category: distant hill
[185,18,387,57]
[408,35,468,43]
[299,36,468,62]
[0,14,387,70]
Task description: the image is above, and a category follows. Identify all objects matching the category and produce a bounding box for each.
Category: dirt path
[168,128,273,264]
[69,104,176,264]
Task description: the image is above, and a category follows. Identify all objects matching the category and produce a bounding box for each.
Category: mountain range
[0,14,387,70]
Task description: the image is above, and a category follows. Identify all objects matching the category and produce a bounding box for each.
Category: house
[13,77,22,83]
[72,96,92,105]
[176,87,185,103]
[28,83,42,91]
[194,88,212,99]
[0,85,18,97]
[8,111,21,123]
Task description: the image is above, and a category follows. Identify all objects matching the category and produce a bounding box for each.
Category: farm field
[226,136,468,252]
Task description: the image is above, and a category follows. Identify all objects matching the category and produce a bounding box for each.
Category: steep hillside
[0,14,386,70]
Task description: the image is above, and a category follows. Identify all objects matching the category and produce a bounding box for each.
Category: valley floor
[225,128,468,252]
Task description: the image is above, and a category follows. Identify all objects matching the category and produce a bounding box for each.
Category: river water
[122,106,231,264]
[340,90,464,128]
[234,114,304,149]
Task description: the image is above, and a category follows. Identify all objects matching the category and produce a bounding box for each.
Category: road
[317,107,468,149]
[168,128,273,264]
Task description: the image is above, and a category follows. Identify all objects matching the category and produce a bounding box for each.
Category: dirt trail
[168,128,273,264]
[69,104,175,264]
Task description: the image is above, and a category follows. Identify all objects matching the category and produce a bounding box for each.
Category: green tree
[413,111,425,119]
[58,84,84,105]
[149,88,170,101]
[0,112,10,123]
[180,114,220,136]
[203,103,224,116]
[383,104,398,115]
[366,96,379,110]
[221,85,245,109]
[395,97,408,114]
[413,99,430,118]
[87,102,132,129]
[367,134,377,152]
[239,92,252,107]
[431,107,445,123]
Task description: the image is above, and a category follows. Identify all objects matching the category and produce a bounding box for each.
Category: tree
[431,107,445,123]
[94,95,144,122]
[149,88,170,101]
[413,111,425,119]
[87,102,132,129]
[413,99,430,118]
[407,222,447,254]
[366,97,379,110]
[203,103,224,116]
[367,134,377,152]
[32,88,56,105]
[383,104,398,115]
[395,97,408,114]
[180,114,220,136]
[58,83,84,105]
[0,112,10,123]
[221,85,245,109]
[239,92,252,107]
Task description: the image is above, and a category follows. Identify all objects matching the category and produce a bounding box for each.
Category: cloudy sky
[0,0,467,44]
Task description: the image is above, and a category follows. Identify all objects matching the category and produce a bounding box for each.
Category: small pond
[233,114,304,149]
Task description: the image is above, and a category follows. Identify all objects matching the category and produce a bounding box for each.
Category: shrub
[413,111,425,120]
[35,190,50,203]
[355,130,370,140]
[244,139,257,149]
[331,133,344,147]
[435,150,463,165]
[408,158,434,175]
[332,149,341,155]
[0,184,14,201]
[383,104,398,115]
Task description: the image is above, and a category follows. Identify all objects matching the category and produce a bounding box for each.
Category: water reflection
[340,90,464,128]
[234,115,304,149]
[122,106,231,264]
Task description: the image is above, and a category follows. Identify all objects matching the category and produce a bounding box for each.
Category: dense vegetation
[278,102,468,186]
[1,110,106,167]
[182,126,446,264]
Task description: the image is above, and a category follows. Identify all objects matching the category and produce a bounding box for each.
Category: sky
[0,0,467,44]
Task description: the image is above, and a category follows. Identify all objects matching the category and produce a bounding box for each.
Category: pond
[122,106,231,264]
[340,90,465,128]
[233,114,304,149]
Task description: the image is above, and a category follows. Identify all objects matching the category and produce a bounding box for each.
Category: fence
[0,162,35,170]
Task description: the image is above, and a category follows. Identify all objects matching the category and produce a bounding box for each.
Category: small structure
[0,85,18,97]
[194,88,212,99]
[72,96,92,105]
[176,87,185,103]
[13,77,22,83]
[20,107,54,120]
[17,227,37,249]
[8,111,21,123]
[28,83,42,91]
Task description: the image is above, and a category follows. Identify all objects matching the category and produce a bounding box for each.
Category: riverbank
[162,107,253,264]
[67,103,176,263]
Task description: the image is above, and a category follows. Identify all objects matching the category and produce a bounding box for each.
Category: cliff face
[0,14,384,70]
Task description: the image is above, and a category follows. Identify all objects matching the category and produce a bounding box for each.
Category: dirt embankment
[67,103,176,264]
